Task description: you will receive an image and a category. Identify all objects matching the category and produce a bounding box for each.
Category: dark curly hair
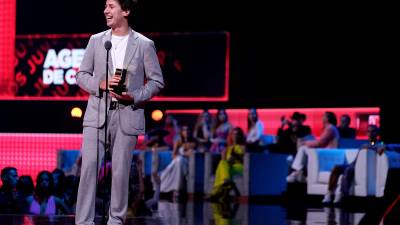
[325,111,337,126]
[34,171,54,200]
[116,0,138,12]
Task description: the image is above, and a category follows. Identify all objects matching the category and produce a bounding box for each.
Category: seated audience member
[61,175,79,212]
[17,176,35,206]
[246,108,265,152]
[294,113,313,144]
[210,109,233,153]
[301,112,339,148]
[193,109,212,152]
[268,112,312,156]
[0,167,24,214]
[206,127,245,202]
[337,114,356,139]
[322,125,382,204]
[27,171,71,215]
[287,111,340,183]
[52,168,66,198]
[17,175,34,199]
[157,126,196,201]
[163,114,180,149]
[143,128,171,151]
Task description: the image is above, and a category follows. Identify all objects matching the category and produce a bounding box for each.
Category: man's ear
[123,9,130,17]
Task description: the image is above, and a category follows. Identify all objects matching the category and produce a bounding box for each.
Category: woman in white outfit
[159,126,196,200]
[246,108,264,152]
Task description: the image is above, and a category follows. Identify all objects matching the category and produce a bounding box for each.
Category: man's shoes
[286,170,306,183]
[333,193,343,204]
[322,193,332,204]
[286,171,298,183]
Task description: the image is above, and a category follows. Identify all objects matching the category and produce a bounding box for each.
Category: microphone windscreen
[104,40,112,50]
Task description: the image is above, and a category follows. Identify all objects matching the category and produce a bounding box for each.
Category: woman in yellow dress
[208,127,246,201]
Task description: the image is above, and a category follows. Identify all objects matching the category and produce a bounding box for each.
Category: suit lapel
[102,30,114,77]
[123,29,139,69]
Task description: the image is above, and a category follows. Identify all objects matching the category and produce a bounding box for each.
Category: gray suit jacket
[76,28,164,135]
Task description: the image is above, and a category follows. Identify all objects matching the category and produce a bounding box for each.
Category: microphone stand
[102,41,111,225]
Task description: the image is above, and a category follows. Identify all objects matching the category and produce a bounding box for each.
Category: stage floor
[0,200,374,225]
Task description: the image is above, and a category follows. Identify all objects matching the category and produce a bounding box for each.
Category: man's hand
[99,75,122,91]
[100,75,133,102]
[377,146,385,155]
[110,91,134,102]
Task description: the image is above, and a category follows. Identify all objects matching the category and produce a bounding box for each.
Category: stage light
[71,107,83,118]
[151,110,163,121]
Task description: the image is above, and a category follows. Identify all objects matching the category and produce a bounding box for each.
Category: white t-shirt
[111,34,129,74]
[110,34,129,101]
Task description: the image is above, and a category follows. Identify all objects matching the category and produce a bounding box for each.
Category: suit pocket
[120,107,145,133]
[83,97,99,122]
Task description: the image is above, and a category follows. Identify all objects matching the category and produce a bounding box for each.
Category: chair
[259,134,276,147]
[306,147,377,196]
[376,150,400,197]
[354,148,377,196]
[338,139,368,148]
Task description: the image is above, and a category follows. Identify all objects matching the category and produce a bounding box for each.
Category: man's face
[367,126,379,141]
[104,0,130,29]
[5,169,18,188]
[39,174,50,189]
[232,130,240,143]
[218,111,226,122]
[181,126,188,135]
[291,118,301,127]
[341,116,350,127]
[248,109,257,122]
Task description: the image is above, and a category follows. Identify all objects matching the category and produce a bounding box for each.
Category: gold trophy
[112,68,127,95]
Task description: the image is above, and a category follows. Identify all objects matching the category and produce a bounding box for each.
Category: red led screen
[3,32,229,101]
[0,0,16,97]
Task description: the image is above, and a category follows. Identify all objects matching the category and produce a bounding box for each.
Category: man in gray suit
[75,0,164,224]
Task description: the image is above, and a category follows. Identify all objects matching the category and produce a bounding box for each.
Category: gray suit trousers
[75,110,137,225]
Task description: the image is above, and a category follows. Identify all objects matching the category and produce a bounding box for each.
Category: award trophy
[112,68,127,95]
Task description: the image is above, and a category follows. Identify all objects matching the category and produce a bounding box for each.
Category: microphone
[104,40,111,93]
[104,40,112,51]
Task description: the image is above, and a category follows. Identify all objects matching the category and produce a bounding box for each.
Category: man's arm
[76,36,103,97]
[127,40,164,105]
[305,126,335,148]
